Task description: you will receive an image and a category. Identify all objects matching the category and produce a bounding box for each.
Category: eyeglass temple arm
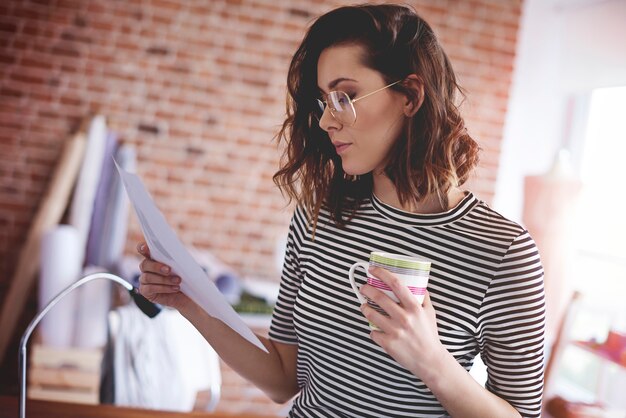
[351,80,403,103]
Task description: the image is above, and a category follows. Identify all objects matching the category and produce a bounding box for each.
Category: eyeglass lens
[316,91,356,125]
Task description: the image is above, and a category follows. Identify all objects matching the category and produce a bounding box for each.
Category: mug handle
[348,261,369,304]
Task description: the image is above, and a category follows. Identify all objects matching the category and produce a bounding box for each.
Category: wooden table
[0,396,273,418]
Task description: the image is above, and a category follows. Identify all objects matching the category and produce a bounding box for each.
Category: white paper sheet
[115,161,267,353]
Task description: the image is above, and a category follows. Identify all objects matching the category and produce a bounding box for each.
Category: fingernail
[161,265,170,274]
[138,243,145,252]
[171,276,181,284]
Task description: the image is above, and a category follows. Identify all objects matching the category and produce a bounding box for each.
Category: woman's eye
[338,95,354,106]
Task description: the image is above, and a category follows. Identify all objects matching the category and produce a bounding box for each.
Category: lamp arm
[19,272,152,418]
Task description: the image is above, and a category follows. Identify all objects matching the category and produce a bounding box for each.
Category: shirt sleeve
[268,207,308,345]
[477,230,546,418]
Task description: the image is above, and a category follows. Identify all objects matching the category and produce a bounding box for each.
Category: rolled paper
[98,144,136,270]
[68,115,108,265]
[38,225,81,347]
[85,132,118,266]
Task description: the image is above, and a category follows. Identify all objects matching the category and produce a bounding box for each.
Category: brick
[90,20,115,32]
[60,30,93,44]
[0,21,19,34]
[151,13,174,26]
[11,6,43,20]
[10,71,49,85]
[0,87,25,98]
[51,44,81,58]
[20,54,57,70]
[152,0,183,12]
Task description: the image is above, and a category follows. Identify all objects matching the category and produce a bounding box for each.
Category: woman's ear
[402,74,424,117]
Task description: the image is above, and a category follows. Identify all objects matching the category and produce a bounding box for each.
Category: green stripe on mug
[370,252,431,271]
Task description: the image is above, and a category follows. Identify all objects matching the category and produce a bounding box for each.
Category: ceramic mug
[348,252,431,329]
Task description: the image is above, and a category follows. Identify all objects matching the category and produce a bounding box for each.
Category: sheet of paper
[115,161,268,353]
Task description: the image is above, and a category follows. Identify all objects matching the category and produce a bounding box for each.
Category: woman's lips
[333,142,351,154]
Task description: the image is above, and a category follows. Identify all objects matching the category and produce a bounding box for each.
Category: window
[549,86,626,409]
[573,86,626,304]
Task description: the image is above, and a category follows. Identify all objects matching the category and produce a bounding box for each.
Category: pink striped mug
[348,252,431,330]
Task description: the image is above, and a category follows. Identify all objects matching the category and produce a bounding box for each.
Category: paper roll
[85,132,119,266]
[98,144,135,269]
[69,115,108,265]
[73,265,111,348]
[39,225,82,348]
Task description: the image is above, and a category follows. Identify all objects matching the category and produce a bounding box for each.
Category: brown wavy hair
[273,4,479,229]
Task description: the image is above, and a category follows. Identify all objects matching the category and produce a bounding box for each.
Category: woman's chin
[343,168,368,177]
[341,163,371,177]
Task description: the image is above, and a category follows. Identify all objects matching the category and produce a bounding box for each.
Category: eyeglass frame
[316,79,403,127]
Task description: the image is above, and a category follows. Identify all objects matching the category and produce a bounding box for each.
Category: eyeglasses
[316,80,402,127]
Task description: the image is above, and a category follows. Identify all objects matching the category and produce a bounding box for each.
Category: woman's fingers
[140,271,181,286]
[368,266,420,310]
[141,283,180,295]
[137,242,151,258]
[359,266,430,334]
[139,272,181,302]
[360,283,404,319]
[137,242,173,276]
[135,242,189,309]
[360,302,393,332]
[139,257,172,275]
[422,290,432,309]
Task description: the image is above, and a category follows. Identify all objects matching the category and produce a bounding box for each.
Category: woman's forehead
[317,45,377,90]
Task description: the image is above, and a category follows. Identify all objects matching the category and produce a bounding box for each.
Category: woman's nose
[318,106,341,132]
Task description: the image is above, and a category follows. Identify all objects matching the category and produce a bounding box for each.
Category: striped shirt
[269,192,545,418]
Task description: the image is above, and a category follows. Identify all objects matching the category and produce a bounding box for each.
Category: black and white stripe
[269,192,545,418]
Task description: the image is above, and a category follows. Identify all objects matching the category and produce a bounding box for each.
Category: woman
[137,4,545,417]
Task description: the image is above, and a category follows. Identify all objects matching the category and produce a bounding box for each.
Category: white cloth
[112,304,220,411]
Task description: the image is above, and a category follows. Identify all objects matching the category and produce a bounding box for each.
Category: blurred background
[0,0,624,416]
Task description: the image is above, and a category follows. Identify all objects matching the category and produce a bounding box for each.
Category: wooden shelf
[0,396,274,418]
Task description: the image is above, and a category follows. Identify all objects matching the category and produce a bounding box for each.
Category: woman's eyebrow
[317,77,358,94]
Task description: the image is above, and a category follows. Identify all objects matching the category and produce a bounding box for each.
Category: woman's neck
[372,172,464,214]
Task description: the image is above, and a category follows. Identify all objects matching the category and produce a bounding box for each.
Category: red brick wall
[0,0,523,408]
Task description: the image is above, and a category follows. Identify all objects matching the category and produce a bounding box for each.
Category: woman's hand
[137,241,194,311]
[359,266,447,381]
